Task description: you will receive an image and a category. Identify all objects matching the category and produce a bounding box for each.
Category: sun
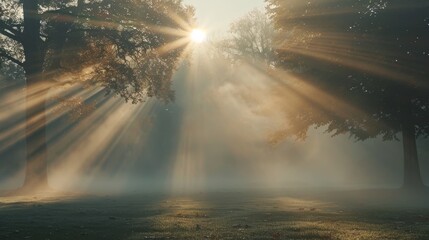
[190,29,207,43]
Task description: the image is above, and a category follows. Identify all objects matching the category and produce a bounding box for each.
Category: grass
[1,190,429,239]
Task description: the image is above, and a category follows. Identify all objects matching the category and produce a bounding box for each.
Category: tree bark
[22,0,49,190]
[401,101,425,190]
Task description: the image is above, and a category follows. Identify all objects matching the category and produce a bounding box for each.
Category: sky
[183,0,266,33]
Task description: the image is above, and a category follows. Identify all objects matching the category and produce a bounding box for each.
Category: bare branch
[0,21,22,42]
[0,28,22,43]
[0,51,24,67]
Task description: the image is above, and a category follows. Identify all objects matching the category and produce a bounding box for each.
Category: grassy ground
[1,190,429,240]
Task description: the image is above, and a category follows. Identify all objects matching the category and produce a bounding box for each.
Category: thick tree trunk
[21,0,49,190]
[401,103,425,190]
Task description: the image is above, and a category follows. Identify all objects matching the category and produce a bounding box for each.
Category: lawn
[1,190,429,240]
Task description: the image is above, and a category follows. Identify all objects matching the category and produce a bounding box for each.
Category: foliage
[0,0,194,103]
[267,0,429,143]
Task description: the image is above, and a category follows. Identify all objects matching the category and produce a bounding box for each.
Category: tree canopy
[267,0,429,188]
[1,0,194,103]
[267,0,429,142]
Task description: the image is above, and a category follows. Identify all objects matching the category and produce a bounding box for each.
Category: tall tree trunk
[22,0,49,190]
[401,101,425,190]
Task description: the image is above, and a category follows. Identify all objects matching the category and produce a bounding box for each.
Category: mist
[1,1,429,239]
[2,53,427,194]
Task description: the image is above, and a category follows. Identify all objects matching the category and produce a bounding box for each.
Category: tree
[0,0,194,190]
[267,0,429,189]
[217,9,276,67]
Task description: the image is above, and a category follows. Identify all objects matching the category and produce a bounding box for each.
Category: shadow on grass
[1,189,429,239]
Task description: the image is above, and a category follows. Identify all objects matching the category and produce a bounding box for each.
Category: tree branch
[0,28,22,43]
[0,51,24,67]
[41,7,79,20]
[0,21,22,35]
[0,22,22,43]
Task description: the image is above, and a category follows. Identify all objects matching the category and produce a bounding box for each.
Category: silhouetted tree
[267,0,429,189]
[0,0,193,190]
[217,9,276,66]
